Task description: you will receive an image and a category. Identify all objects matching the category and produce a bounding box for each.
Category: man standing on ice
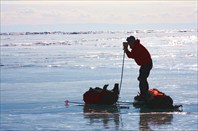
[123,36,153,101]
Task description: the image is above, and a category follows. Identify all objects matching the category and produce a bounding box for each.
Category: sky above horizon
[1,1,197,32]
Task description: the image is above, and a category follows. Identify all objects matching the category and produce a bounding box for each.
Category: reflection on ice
[83,104,120,129]
[139,112,173,130]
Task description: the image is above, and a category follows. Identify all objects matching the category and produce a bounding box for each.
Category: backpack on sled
[135,88,174,109]
[83,83,119,105]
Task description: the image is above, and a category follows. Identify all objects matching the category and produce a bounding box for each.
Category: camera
[123,42,128,46]
[123,42,128,50]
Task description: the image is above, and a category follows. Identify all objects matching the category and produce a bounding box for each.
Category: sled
[83,83,119,105]
[132,88,182,111]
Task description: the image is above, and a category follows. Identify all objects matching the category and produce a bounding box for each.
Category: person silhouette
[123,36,153,101]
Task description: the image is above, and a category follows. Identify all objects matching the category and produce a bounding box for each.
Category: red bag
[83,84,119,105]
[147,89,173,108]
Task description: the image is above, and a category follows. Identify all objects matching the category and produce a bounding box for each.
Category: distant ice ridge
[0,29,197,36]
[0,29,197,47]
[1,41,72,47]
[0,31,114,36]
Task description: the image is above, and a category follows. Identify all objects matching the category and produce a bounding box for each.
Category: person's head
[126,36,136,49]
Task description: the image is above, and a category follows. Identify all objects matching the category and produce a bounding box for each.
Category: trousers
[138,61,153,98]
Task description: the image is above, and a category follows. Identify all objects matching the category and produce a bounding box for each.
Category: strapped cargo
[83,83,119,105]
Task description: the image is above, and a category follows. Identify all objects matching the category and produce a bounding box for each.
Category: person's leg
[138,62,153,100]
[139,79,148,97]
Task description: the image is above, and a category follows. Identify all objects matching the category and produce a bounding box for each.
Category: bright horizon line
[1,23,197,33]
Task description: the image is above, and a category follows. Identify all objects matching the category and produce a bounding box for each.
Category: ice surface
[1,29,197,130]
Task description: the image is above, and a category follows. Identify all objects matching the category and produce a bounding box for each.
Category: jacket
[126,39,152,66]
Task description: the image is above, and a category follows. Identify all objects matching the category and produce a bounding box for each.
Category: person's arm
[123,43,134,58]
[125,49,134,58]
